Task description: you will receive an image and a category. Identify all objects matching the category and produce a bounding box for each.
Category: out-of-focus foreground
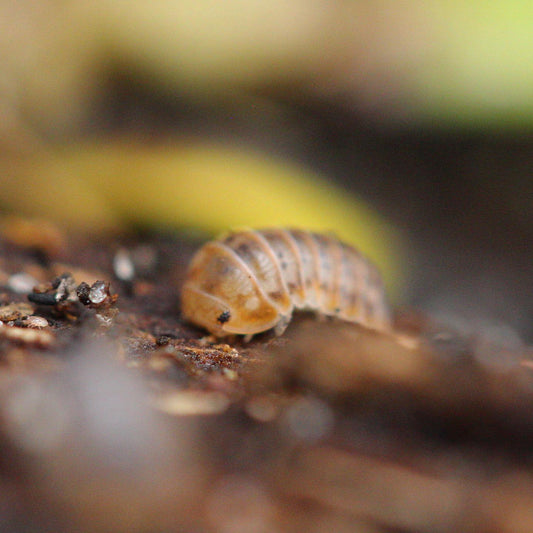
[0,226,532,532]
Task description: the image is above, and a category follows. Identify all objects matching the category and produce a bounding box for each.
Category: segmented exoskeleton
[181,229,391,337]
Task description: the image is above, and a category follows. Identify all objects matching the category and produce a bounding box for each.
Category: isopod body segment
[181,229,391,337]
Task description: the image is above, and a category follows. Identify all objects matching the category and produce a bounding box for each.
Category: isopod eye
[217,310,231,324]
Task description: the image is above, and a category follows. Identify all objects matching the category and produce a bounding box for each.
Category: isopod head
[181,241,289,336]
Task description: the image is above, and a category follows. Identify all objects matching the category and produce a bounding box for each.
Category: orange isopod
[181,229,391,337]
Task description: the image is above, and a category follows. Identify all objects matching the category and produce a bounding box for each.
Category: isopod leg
[274,315,291,337]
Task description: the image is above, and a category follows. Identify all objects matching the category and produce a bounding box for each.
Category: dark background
[99,77,532,342]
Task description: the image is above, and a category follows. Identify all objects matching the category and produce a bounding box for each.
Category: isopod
[181,229,391,337]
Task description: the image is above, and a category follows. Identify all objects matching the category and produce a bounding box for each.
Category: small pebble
[23,316,49,329]
[89,281,108,304]
[113,248,135,282]
[7,273,39,294]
